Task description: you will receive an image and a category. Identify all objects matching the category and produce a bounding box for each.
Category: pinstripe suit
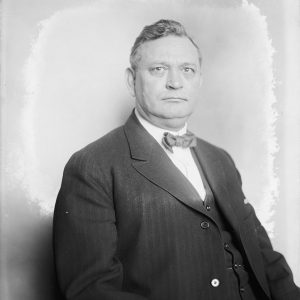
[53,112,300,300]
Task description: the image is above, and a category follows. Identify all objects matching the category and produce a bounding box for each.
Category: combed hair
[130,19,202,70]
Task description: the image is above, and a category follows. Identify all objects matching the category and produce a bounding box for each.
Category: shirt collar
[134,108,187,146]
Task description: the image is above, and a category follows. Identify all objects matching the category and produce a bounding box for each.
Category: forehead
[137,36,200,66]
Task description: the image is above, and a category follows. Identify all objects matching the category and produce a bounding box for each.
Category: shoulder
[65,125,128,174]
[196,137,222,152]
[195,136,241,183]
[196,137,235,164]
[78,126,126,156]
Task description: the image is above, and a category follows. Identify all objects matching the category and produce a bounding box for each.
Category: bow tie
[162,132,197,153]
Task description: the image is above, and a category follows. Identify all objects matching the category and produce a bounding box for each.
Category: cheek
[187,81,201,97]
[141,81,162,102]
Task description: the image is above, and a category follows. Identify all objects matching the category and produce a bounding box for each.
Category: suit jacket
[53,112,300,300]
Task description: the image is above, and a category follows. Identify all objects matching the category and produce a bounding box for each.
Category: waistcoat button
[206,205,211,211]
[200,221,210,229]
[211,278,220,287]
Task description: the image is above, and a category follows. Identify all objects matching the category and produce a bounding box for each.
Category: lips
[162,97,187,101]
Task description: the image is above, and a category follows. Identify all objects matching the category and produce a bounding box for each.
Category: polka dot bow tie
[162,132,197,153]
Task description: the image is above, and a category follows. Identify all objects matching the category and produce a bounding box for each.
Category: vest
[191,150,267,300]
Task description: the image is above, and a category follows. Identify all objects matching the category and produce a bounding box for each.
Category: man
[53,20,300,300]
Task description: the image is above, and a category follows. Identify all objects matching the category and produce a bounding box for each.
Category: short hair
[130,19,202,70]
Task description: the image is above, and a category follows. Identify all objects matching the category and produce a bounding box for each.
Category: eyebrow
[149,62,198,68]
[182,63,198,68]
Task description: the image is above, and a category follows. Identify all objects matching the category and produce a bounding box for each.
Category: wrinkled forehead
[135,36,201,68]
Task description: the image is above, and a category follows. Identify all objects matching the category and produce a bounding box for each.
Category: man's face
[128,35,202,130]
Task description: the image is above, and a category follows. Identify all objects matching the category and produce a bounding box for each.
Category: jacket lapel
[193,141,241,234]
[124,113,203,213]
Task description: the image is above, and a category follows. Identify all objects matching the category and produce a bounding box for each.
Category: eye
[182,67,195,73]
[150,66,167,75]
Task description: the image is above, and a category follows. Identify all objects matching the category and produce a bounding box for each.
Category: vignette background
[1,0,300,299]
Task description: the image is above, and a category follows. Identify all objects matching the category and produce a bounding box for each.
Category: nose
[166,69,183,90]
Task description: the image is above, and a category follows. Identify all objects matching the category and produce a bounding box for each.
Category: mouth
[162,97,187,102]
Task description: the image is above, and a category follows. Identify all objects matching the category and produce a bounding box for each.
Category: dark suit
[53,112,300,300]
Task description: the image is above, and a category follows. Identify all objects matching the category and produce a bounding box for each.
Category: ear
[125,67,136,98]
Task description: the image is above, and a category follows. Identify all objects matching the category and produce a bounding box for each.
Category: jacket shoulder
[196,137,239,175]
[65,126,127,170]
[79,126,125,155]
[196,137,230,157]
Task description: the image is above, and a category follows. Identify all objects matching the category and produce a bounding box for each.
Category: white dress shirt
[135,109,206,200]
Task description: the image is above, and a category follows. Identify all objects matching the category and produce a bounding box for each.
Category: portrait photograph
[1,0,300,299]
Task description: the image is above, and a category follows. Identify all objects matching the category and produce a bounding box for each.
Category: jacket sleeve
[251,206,300,300]
[225,150,300,300]
[53,151,147,300]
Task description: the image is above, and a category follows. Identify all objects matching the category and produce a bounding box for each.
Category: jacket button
[211,278,220,287]
[200,221,210,229]
[224,243,230,250]
[240,287,245,293]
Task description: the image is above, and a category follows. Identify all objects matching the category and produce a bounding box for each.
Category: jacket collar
[124,111,203,212]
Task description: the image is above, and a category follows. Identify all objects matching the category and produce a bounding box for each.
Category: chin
[161,107,193,119]
[167,101,193,113]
